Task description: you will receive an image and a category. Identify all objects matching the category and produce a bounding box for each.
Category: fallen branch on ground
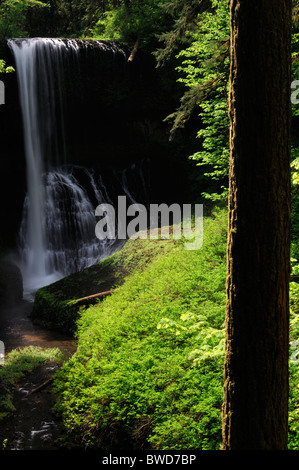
[29,377,53,395]
[72,290,114,305]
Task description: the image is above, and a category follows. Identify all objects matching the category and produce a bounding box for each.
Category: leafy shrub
[52,206,298,449]
[53,209,227,450]
[32,236,174,335]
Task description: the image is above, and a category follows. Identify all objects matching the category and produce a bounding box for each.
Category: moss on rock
[32,236,174,335]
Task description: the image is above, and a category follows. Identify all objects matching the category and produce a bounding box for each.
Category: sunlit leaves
[164,0,230,201]
[0,59,14,73]
[53,209,228,450]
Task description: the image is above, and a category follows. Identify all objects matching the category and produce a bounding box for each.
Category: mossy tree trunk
[222,0,292,450]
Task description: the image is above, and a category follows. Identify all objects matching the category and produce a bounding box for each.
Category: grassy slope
[51,209,227,450]
[32,235,176,334]
[33,208,298,450]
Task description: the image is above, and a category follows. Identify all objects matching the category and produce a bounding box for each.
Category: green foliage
[0,345,61,383]
[51,208,299,449]
[91,0,173,50]
[289,361,299,450]
[53,209,228,450]
[289,276,299,449]
[154,0,212,66]
[52,214,226,449]
[32,288,80,334]
[32,236,175,335]
[292,153,299,187]
[163,0,230,201]
[291,146,299,269]
[0,0,297,450]
[157,311,225,370]
[0,0,47,53]
[164,1,299,202]
[0,59,14,73]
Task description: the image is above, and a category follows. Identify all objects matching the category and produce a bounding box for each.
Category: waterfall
[8,38,132,298]
[17,166,120,294]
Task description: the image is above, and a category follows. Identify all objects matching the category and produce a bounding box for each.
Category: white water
[17,167,118,298]
[8,38,127,298]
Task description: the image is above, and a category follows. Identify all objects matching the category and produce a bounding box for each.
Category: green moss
[30,207,298,450]
[32,235,176,335]
[52,209,228,450]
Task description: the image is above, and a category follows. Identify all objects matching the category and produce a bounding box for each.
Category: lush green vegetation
[0,0,298,202]
[1,208,298,449]
[32,237,176,334]
[47,207,297,450]
[52,209,226,450]
[0,0,298,451]
[0,59,14,73]
[0,0,47,55]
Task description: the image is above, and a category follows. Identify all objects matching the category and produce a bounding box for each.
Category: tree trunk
[222,0,292,450]
[128,38,140,62]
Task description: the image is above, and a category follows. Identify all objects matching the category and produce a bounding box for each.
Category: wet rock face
[0,259,23,306]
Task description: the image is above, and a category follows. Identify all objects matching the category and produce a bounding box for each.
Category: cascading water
[8,38,134,298]
[17,166,119,295]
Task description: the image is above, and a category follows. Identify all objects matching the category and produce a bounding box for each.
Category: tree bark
[128,38,140,62]
[222,0,292,450]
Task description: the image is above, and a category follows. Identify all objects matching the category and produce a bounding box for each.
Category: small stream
[0,298,76,450]
[7,362,62,451]
[0,299,76,354]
